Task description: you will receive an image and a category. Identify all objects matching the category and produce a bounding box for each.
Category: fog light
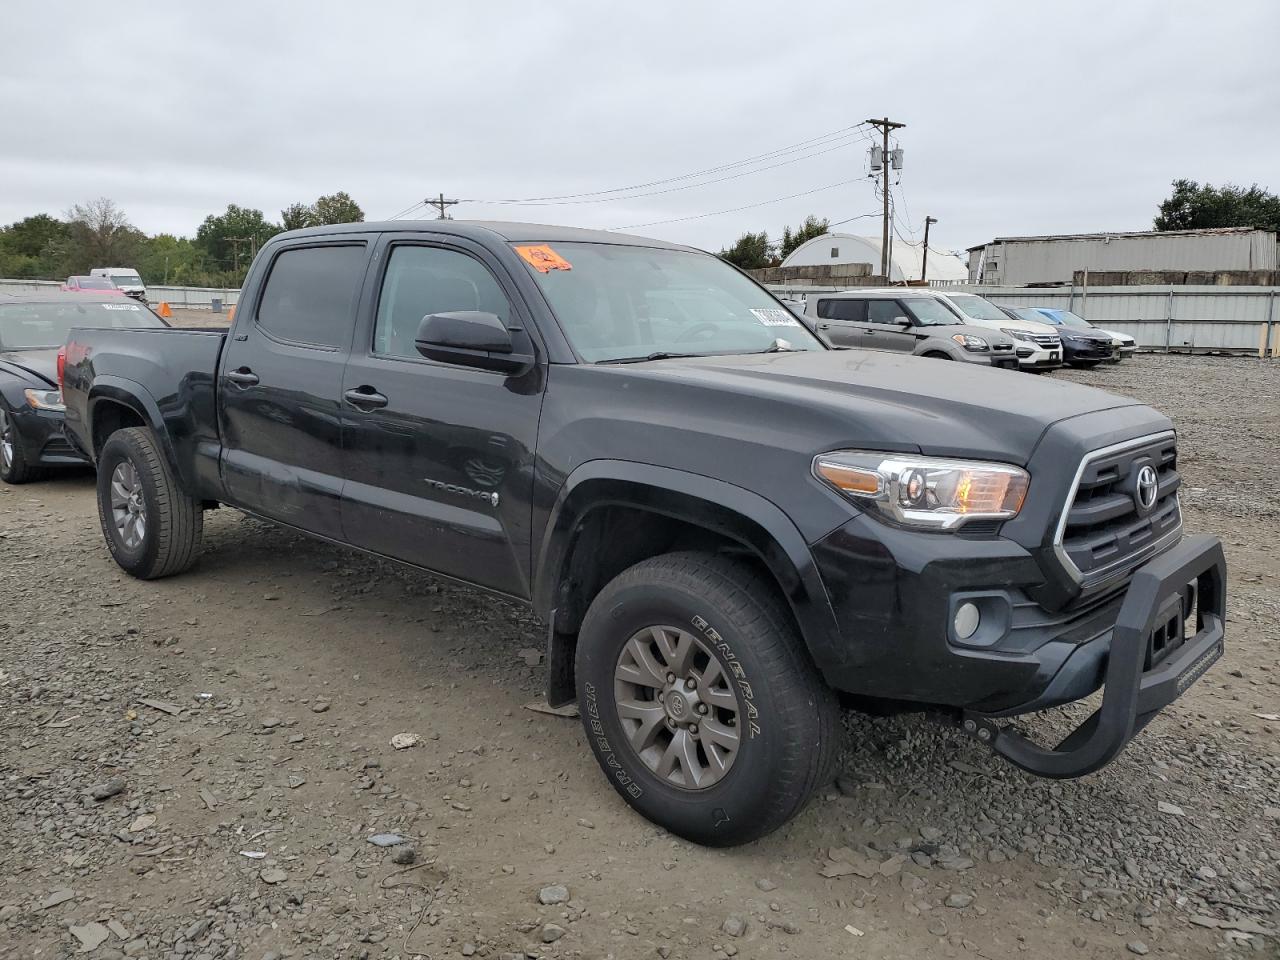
[954,602,980,641]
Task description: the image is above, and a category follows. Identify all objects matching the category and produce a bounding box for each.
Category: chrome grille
[1054,432,1181,588]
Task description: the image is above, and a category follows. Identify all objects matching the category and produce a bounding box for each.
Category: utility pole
[921,215,938,283]
[865,117,905,280]
[227,237,253,275]
[426,193,460,220]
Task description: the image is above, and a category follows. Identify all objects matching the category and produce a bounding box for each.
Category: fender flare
[534,460,844,673]
[86,377,187,485]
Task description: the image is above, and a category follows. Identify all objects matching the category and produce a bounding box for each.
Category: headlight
[24,388,64,412]
[813,451,1029,531]
[950,334,988,352]
[1000,328,1034,342]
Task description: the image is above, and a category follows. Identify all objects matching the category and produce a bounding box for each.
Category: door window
[256,244,367,348]
[374,246,512,359]
[866,300,908,325]
[815,298,866,322]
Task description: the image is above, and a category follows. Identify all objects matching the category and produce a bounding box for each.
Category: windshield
[0,300,165,349]
[903,297,962,326]
[948,294,1010,322]
[515,242,825,362]
[1053,309,1095,328]
[111,274,142,286]
[1007,306,1057,325]
[77,277,116,289]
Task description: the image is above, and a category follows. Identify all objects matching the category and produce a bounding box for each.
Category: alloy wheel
[110,460,148,549]
[613,625,742,790]
[0,408,12,471]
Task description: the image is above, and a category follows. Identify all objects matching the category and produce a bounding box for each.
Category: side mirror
[894,316,912,327]
[415,311,533,374]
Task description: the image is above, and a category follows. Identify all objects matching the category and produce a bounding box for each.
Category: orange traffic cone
[157,302,172,319]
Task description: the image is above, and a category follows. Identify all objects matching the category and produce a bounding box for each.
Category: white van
[933,291,1062,371]
[91,267,147,302]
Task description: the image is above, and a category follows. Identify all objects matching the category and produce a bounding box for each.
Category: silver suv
[803,290,1019,369]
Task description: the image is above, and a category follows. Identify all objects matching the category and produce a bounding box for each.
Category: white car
[1098,328,1137,359]
[932,291,1062,371]
[91,267,147,302]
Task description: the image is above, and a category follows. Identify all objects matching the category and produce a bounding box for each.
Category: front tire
[0,403,46,484]
[576,551,839,846]
[96,427,203,579]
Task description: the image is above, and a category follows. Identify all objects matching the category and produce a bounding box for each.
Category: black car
[0,293,167,483]
[1001,306,1117,368]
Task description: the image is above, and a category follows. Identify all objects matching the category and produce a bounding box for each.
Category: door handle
[818,323,831,330]
[226,368,259,386]
[865,329,878,336]
[344,387,389,410]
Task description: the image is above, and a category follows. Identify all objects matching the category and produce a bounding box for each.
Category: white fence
[769,282,1280,354]
[1,278,239,309]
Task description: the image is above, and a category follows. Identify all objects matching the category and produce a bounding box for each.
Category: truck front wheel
[96,427,203,579]
[575,551,839,846]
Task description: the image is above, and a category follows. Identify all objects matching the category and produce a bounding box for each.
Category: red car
[62,276,123,294]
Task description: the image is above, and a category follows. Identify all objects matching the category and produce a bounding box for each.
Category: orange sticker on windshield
[516,244,573,273]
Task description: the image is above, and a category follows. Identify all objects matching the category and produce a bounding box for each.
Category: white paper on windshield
[751,308,800,328]
[101,303,141,311]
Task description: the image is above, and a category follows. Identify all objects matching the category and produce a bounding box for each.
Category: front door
[218,241,370,539]
[860,299,918,353]
[340,238,544,598]
[813,297,866,347]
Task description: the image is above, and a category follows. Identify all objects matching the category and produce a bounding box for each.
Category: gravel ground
[0,353,1277,960]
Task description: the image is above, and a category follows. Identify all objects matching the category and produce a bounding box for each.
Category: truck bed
[62,326,228,498]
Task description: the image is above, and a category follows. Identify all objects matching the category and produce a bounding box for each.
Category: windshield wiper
[597,351,705,365]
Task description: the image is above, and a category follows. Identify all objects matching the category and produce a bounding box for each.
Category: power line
[387,200,427,220]
[612,177,863,231]
[471,122,871,205]
[468,132,871,207]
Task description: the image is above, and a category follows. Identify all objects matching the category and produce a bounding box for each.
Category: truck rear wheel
[575,551,839,846]
[96,427,202,579]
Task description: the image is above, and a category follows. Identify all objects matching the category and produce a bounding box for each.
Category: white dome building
[780,232,970,284]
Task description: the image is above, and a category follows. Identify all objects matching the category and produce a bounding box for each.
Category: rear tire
[575,551,839,846]
[96,427,202,579]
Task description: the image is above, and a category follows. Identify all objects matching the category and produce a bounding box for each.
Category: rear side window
[816,298,866,322]
[373,245,511,359]
[257,244,367,348]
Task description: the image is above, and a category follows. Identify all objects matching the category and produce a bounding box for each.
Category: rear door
[339,235,544,598]
[813,297,866,347]
[861,298,918,353]
[218,239,371,539]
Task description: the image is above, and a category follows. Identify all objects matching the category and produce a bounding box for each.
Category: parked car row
[60,267,148,302]
[784,288,1135,373]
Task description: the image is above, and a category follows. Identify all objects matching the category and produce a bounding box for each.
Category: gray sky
[3,0,1277,257]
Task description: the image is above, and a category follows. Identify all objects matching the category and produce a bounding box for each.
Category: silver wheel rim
[613,625,742,790]
[0,408,12,471]
[110,460,147,549]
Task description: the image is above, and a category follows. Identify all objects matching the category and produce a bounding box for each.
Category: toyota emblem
[1135,465,1159,511]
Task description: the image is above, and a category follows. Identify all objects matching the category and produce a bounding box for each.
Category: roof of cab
[273,219,699,252]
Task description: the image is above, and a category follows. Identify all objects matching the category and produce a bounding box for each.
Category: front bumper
[1013,343,1062,369]
[964,533,1225,778]
[1062,339,1119,363]
[12,407,90,467]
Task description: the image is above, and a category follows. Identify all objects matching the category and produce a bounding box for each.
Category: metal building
[967,227,1278,285]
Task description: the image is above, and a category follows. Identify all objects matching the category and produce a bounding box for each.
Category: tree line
[0,192,365,288]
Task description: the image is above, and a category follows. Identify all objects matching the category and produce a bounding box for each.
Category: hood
[616,348,1146,465]
[1057,328,1114,342]
[0,348,59,388]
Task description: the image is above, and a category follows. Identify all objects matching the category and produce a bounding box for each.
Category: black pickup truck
[61,221,1226,845]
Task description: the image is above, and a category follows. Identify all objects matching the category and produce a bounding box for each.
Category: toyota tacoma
[60,221,1226,845]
